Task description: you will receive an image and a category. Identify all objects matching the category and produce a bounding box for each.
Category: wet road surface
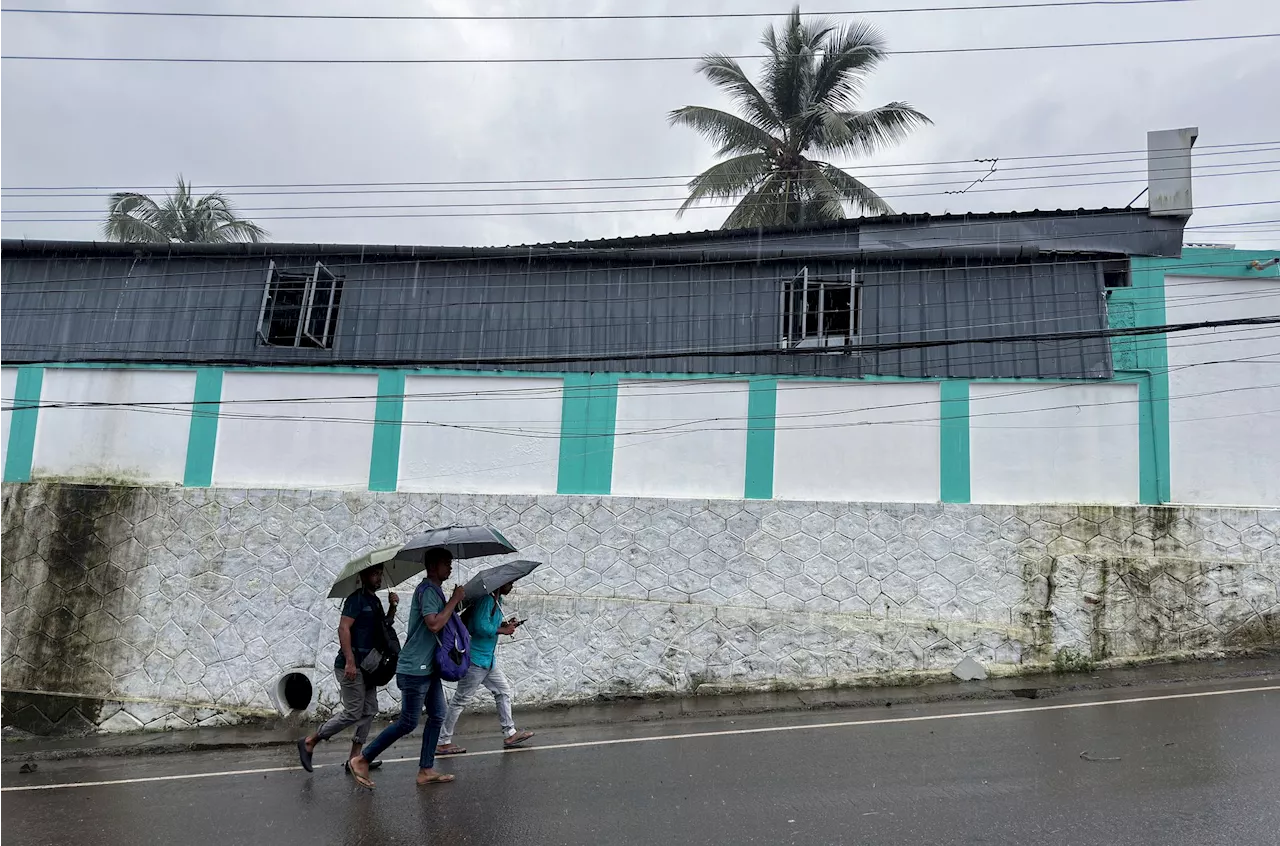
[3,677,1278,846]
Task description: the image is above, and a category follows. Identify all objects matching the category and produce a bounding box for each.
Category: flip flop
[416,772,456,786]
[436,743,467,755]
[297,738,314,773]
[344,760,383,772]
[503,730,535,749]
[347,760,376,789]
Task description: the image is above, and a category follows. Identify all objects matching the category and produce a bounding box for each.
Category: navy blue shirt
[334,590,384,670]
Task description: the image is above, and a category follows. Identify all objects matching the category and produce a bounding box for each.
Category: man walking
[297,563,397,773]
[347,547,464,788]
[436,580,534,754]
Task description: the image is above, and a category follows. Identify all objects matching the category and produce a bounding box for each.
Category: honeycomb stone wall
[3,483,1277,733]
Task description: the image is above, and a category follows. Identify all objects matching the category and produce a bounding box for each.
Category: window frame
[780,267,861,351]
[256,260,343,349]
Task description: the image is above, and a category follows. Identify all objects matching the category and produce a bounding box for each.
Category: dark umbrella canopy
[462,560,542,602]
[399,525,517,562]
[330,526,519,597]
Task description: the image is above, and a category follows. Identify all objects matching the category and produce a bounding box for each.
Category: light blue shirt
[463,594,504,670]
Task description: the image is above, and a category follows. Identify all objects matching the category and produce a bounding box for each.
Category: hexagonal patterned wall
[2,483,1277,733]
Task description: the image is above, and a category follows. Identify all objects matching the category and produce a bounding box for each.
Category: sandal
[417,771,456,786]
[347,758,376,789]
[503,730,535,749]
[436,743,467,756]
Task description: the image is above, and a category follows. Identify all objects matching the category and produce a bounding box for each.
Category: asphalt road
[3,677,1278,846]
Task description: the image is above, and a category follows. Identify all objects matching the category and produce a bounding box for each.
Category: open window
[1102,259,1131,289]
[781,267,861,349]
[257,261,343,348]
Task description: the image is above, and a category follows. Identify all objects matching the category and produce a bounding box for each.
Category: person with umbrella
[296,560,397,774]
[347,547,465,788]
[436,560,540,755]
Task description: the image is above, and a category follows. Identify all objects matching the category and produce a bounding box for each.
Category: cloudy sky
[3,0,1278,248]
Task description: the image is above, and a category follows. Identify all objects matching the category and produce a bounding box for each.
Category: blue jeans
[361,672,445,770]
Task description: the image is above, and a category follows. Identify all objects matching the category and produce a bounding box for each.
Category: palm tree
[669,7,931,229]
[102,176,268,243]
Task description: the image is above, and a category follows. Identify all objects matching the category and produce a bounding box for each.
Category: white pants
[439,660,516,743]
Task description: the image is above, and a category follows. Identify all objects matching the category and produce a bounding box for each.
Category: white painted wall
[399,375,563,494]
[1165,275,1280,506]
[773,382,940,502]
[213,372,378,489]
[612,380,750,499]
[1,367,18,474]
[969,382,1140,505]
[32,368,196,483]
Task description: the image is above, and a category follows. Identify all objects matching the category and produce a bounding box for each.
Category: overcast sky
[3,0,1278,248]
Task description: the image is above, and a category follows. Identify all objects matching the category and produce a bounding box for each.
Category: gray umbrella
[328,525,518,598]
[462,560,542,602]
[399,525,517,561]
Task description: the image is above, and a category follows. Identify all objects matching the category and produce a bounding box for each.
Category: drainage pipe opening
[276,672,313,714]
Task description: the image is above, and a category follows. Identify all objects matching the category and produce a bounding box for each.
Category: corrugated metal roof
[0,206,1183,261]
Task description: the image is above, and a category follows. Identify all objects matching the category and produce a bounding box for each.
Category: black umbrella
[399,525,517,561]
[462,559,542,602]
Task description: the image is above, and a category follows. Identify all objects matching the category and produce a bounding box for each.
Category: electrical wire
[5,33,1276,64]
[13,330,1278,416]
[9,146,1277,200]
[7,139,1275,193]
[0,1,1209,23]
[9,160,1279,216]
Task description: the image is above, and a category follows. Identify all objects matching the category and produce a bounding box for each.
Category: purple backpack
[422,582,471,682]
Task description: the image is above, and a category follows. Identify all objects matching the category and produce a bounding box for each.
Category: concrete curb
[4,655,1277,763]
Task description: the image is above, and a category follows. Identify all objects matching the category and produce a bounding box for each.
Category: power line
[4,33,1274,65]
[12,169,1280,223]
[15,367,1279,441]
[14,331,1277,416]
[5,314,1277,369]
[7,140,1274,193]
[9,160,1279,215]
[0,1,1206,23]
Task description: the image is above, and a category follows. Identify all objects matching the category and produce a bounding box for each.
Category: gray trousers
[315,667,379,745]
[439,661,515,744]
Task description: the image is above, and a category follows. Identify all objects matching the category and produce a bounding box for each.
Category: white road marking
[4,683,1275,793]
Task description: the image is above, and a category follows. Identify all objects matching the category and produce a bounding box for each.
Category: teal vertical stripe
[3,366,44,483]
[183,368,223,488]
[369,370,406,492]
[743,378,777,499]
[556,373,618,495]
[1115,260,1171,505]
[939,380,971,503]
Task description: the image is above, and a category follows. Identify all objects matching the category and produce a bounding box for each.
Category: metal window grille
[256,261,343,348]
[781,267,860,350]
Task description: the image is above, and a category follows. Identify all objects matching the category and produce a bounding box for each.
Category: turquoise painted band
[369,370,407,492]
[3,366,44,483]
[182,368,223,488]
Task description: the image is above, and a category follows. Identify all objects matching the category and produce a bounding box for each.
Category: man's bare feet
[348,755,375,788]
[416,768,456,785]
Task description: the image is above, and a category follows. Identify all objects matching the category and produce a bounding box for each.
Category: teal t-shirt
[397,579,445,676]
[463,595,504,670]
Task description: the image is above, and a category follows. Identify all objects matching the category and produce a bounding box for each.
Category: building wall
[3,482,1276,733]
[969,382,1141,505]
[612,380,750,499]
[773,382,942,503]
[32,368,197,484]
[1165,274,1280,507]
[1,367,17,474]
[399,375,564,495]
[0,368,1157,505]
